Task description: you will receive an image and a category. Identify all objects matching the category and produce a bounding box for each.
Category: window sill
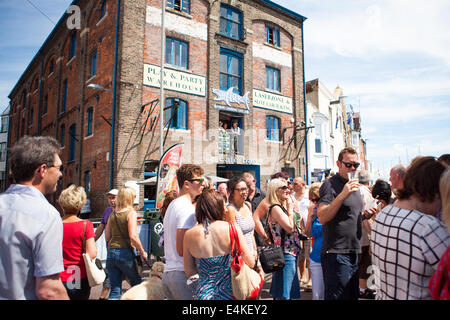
[265,88,281,95]
[166,8,192,19]
[164,127,190,134]
[265,139,281,144]
[264,42,282,51]
[67,160,75,165]
[66,56,76,66]
[96,12,108,27]
[164,64,190,73]
[86,75,96,84]
[215,33,248,47]
[84,134,94,141]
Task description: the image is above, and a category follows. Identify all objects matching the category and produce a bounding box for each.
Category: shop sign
[253,89,293,114]
[143,63,206,97]
[217,157,257,165]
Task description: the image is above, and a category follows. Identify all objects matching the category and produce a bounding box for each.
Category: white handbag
[82,221,106,287]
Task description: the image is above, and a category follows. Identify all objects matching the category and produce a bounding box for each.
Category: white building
[305,79,348,183]
[0,106,9,191]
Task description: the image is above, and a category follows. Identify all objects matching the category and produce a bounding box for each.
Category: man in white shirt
[0,136,69,300]
[293,177,311,287]
[162,164,205,300]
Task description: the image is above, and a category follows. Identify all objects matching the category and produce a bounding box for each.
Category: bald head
[390,164,407,192]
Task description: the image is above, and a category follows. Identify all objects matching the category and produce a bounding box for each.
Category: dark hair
[397,156,446,203]
[195,189,225,224]
[270,171,289,180]
[161,190,178,218]
[227,176,246,202]
[371,179,392,203]
[176,164,204,190]
[338,147,357,161]
[438,154,450,167]
[9,135,61,183]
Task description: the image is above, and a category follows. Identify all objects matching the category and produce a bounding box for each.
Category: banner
[155,143,184,209]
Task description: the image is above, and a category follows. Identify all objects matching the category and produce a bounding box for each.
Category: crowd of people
[0,136,448,301]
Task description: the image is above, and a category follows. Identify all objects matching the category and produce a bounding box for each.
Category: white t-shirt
[295,192,310,224]
[163,195,197,272]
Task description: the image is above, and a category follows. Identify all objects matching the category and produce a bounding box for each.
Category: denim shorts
[269,253,301,300]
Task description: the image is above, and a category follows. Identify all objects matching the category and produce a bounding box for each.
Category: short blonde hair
[440,169,450,230]
[58,185,87,215]
[266,178,287,206]
[116,186,136,211]
[309,182,322,200]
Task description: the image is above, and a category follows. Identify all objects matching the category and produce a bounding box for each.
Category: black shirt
[247,187,265,213]
[319,173,363,254]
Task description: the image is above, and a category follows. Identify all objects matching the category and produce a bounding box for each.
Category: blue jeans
[269,253,301,300]
[321,252,359,300]
[106,248,142,300]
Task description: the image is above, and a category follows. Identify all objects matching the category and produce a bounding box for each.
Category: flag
[155,143,184,209]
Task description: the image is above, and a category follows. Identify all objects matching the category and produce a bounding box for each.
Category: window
[164,98,187,129]
[49,59,54,74]
[60,124,65,147]
[220,4,242,40]
[62,79,67,113]
[69,124,76,162]
[167,0,190,14]
[219,48,243,94]
[266,115,280,141]
[34,78,39,90]
[84,170,91,193]
[21,118,25,137]
[28,107,33,126]
[69,32,77,59]
[43,95,48,115]
[0,116,8,133]
[0,143,6,162]
[89,50,97,77]
[266,66,280,92]
[165,37,188,69]
[315,123,322,153]
[100,0,106,19]
[265,25,280,46]
[86,107,93,136]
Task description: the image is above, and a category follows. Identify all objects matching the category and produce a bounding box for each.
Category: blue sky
[1,0,449,180]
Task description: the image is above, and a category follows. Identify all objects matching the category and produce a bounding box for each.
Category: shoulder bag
[229,221,264,300]
[258,204,286,274]
[82,221,106,287]
[113,211,150,276]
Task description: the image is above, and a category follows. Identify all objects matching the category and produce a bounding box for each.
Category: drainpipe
[37,54,44,135]
[301,21,309,185]
[110,0,121,189]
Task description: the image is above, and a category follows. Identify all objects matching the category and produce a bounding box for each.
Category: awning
[137,176,157,185]
[205,174,228,184]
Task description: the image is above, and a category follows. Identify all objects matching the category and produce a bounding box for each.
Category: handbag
[113,211,150,276]
[82,221,106,287]
[258,205,286,274]
[229,222,264,300]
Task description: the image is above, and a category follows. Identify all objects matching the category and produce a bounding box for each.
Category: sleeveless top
[268,204,301,257]
[229,203,255,255]
[108,209,132,249]
[194,221,233,300]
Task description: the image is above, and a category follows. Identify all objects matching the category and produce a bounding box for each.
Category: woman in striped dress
[183,189,255,300]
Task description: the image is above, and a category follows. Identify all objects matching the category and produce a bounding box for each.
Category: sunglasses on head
[341,161,360,169]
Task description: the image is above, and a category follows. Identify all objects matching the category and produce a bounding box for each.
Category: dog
[120,261,165,300]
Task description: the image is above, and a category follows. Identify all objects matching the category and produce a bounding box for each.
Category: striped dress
[194,254,233,300]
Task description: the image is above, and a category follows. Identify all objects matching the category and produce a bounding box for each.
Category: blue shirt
[309,216,323,263]
[0,184,64,300]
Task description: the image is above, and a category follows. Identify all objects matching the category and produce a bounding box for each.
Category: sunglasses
[188,178,204,184]
[310,198,319,203]
[278,185,289,191]
[341,161,360,169]
[235,187,248,193]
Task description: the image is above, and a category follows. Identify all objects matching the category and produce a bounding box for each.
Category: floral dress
[267,204,301,257]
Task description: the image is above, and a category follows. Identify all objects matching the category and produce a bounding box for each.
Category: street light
[87,83,112,91]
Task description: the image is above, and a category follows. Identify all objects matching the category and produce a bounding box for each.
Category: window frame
[60,123,65,148]
[266,66,281,92]
[167,0,190,14]
[219,48,243,95]
[220,4,243,40]
[164,98,188,130]
[69,124,76,162]
[265,25,280,47]
[62,79,67,113]
[165,37,189,69]
[266,115,280,141]
[89,49,97,77]
[69,32,77,60]
[86,107,94,136]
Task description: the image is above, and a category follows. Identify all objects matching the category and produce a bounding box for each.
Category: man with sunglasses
[317,147,363,300]
[162,164,205,300]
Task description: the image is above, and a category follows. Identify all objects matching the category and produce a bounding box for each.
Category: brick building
[7,0,307,215]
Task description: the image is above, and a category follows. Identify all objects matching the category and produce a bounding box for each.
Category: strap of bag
[265,204,286,244]
[82,220,87,254]
[229,222,242,257]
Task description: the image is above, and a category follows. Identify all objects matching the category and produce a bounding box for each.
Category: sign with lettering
[143,63,206,97]
[253,89,293,114]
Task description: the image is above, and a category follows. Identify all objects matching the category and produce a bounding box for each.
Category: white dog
[121,262,165,300]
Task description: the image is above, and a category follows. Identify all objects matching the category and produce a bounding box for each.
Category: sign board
[143,63,206,97]
[253,89,293,114]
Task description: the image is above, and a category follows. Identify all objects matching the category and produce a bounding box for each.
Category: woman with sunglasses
[304,182,324,300]
[266,178,302,300]
[226,177,261,274]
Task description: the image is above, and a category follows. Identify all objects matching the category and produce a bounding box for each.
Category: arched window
[164,98,187,129]
[69,124,76,161]
[60,123,65,147]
